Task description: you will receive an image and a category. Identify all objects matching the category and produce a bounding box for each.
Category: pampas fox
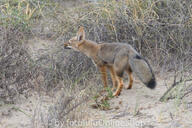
[64,27,156,96]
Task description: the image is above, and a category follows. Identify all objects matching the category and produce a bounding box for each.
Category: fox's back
[98,43,136,64]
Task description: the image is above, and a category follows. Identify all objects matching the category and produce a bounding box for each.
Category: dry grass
[47,0,192,71]
[0,0,192,127]
[0,27,37,104]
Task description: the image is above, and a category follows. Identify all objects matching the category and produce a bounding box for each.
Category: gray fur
[98,43,156,88]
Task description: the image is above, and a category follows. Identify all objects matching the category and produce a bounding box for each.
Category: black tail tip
[146,78,156,89]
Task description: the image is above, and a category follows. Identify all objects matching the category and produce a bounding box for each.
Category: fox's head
[64,26,85,51]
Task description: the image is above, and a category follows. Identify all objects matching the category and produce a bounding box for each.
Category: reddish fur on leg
[99,66,108,88]
[127,72,133,89]
[113,77,123,96]
[108,66,118,91]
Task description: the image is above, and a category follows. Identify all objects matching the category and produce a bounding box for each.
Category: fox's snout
[64,42,71,49]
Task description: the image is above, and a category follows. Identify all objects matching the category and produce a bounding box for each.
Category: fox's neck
[78,40,99,57]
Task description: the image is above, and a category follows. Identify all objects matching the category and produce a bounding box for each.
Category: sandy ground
[0,91,50,128]
[74,76,192,128]
[1,74,191,128]
[81,76,192,128]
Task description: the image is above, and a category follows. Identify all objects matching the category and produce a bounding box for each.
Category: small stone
[115,106,120,110]
[2,109,11,117]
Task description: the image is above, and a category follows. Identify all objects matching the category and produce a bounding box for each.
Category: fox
[64,27,156,96]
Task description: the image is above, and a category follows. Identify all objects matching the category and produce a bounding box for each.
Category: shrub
[52,0,192,72]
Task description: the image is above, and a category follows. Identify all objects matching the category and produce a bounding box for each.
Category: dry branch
[160,76,192,102]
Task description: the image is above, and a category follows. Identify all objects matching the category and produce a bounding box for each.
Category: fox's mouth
[64,42,71,49]
[64,46,72,49]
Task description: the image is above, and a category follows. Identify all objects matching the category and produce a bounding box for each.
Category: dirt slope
[77,77,192,128]
[0,39,191,128]
[0,71,192,128]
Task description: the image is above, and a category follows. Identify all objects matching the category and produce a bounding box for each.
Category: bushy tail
[129,53,156,89]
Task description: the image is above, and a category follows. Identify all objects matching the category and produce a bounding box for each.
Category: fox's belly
[91,57,113,67]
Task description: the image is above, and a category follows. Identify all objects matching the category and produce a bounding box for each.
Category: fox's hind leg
[126,67,133,89]
[108,66,118,91]
[99,66,108,89]
[113,62,125,96]
[112,55,128,96]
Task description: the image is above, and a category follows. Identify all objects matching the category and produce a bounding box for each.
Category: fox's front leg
[98,66,108,89]
[108,66,118,91]
[113,76,124,96]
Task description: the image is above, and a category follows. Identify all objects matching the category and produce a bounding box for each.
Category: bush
[51,0,192,72]
[0,0,52,31]
[0,0,53,103]
[0,27,38,103]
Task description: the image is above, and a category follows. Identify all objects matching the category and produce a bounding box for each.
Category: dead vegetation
[0,27,37,104]
[0,0,192,128]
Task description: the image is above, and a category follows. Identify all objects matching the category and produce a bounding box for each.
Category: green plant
[100,99,110,110]
[0,0,51,31]
[91,87,112,110]
[105,87,114,98]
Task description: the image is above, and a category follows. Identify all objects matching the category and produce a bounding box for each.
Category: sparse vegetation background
[0,0,192,128]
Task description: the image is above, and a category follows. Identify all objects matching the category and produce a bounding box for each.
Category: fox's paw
[126,86,132,89]
[126,84,132,89]
[113,91,121,97]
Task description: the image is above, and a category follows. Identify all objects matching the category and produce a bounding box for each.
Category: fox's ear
[77,26,85,41]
